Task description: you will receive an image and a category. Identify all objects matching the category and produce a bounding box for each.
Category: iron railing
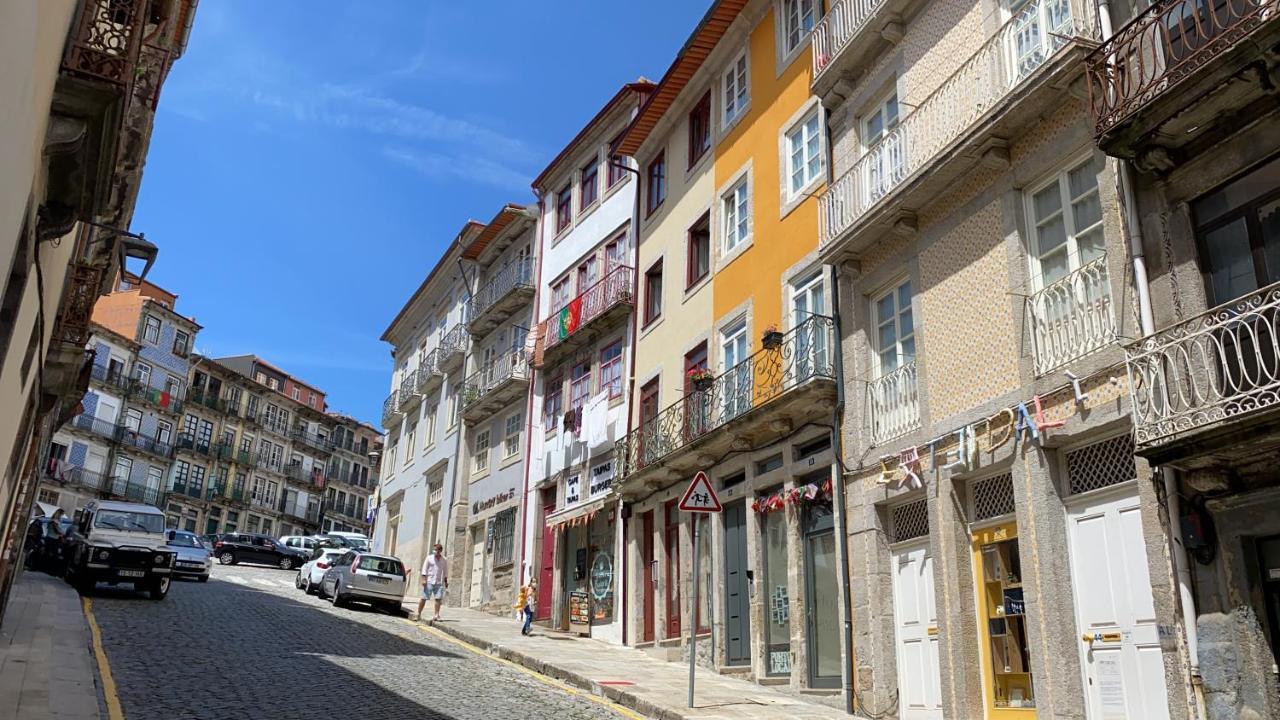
[811,0,888,81]
[68,413,118,440]
[106,476,164,506]
[463,352,530,409]
[127,381,184,414]
[1127,280,1280,448]
[62,0,149,86]
[256,452,284,474]
[232,449,258,469]
[89,363,132,391]
[399,369,422,407]
[617,315,836,476]
[437,322,470,367]
[1085,0,1279,137]
[169,481,204,501]
[115,426,173,458]
[868,361,921,445]
[291,428,332,454]
[540,266,634,354]
[46,462,108,491]
[283,463,325,488]
[819,0,1093,250]
[466,257,534,326]
[1027,254,1116,374]
[381,391,400,428]
[205,484,227,502]
[416,350,440,391]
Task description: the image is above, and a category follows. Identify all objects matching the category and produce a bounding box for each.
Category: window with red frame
[607,132,627,187]
[646,151,666,215]
[556,185,572,232]
[544,371,564,429]
[605,232,628,273]
[569,362,591,420]
[687,212,710,288]
[643,260,663,325]
[580,158,599,209]
[688,91,711,168]
[550,277,572,315]
[600,342,623,399]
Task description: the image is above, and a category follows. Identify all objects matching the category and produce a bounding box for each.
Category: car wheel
[279,557,294,571]
[148,576,171,600]
[330,581,344,608]
[304,576,316,595]
[197,575,209,583]
[294,571,303,589]
[218,551,236,565]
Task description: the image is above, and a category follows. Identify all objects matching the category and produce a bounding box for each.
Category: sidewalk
[0,571,103,720]
[414,605,850,720]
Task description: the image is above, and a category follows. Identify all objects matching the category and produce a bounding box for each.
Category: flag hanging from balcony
[558,298,583,340]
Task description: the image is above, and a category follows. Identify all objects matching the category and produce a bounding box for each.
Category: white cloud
[381,146,530,192]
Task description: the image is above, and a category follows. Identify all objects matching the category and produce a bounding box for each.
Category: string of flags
[751,479,834,513]
[875,367,1122,490]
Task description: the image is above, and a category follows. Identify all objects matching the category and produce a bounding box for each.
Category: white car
[295,548,346,594]
[324,531,370,550]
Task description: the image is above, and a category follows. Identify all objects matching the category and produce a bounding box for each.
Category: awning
[33,502,59,518]
[545,495,612,533]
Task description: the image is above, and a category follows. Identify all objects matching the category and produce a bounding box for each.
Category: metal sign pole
[688,512,699,708]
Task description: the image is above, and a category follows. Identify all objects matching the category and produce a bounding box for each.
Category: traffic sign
[678,471,722,513]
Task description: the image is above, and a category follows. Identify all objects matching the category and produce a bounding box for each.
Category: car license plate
[118,570,145,578]
[371,577,390,584]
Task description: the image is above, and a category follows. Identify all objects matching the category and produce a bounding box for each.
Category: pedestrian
[416,543,448,623]
[513,577,537,636]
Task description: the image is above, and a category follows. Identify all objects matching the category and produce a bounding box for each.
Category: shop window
[491,508,516,566]
[976,524,1035,710]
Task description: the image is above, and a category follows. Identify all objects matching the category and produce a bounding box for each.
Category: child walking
[513,577,537,636]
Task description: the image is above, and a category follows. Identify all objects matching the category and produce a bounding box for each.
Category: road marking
[82,598,125,720]
[406,621,646,720]
[221,575,248,585]
[252,578,277,587]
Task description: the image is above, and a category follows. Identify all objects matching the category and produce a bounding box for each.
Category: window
[291,387,300,401]
[404,423,416,466]
[570,362,591,414]
[504,412,523,458]
[113,456,132,481]
[646,151,666,215]
[1192,154,1280,306]
[721,322,751,418]
[38,488,59,505]
[607,131,628,187]
[124,408,142,432]
[556,185,572,232]
[644,260,663,325]
[580,157,599,209]
[143,315,161,344]
[267,377,279,391]
[605,232,628,273]
[1028,155,1106,289]
[863,91,904,201]
[688,91,711,168]
[787,108,822,198]
[544,371,563,429]
[173,330,190,357]
[173,461,190,490]
[424,405,437,447]
[576,256,600,295]
[308,393,317,408]
[447,386,460,428]
[491,508,516,566]
[600,342,623,399]
[783,0,818,55]
[156,420,172,445]
[723,177,751,252]
[874,280,915,375]
[190,464,206,496]
[473,430,490,474]
[166,375,182,398]
[723,50,749,126]
[687,212,710,287]
[48,442,68,462]
[134,362,152,387]
[550,277,572,315]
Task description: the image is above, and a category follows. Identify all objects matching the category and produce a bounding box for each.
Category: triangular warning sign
[678,471,722,513]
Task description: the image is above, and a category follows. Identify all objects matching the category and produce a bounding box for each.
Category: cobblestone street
[87,564,630,720]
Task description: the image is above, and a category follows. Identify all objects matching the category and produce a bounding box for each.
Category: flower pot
[692,377,714,392]
[761,330,784,349]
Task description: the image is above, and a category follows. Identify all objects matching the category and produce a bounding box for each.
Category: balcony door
[1008,0,1072,81]
[1028,155,1106,291]
[721,322,751,421]
[870,280,918,442]
[862,91,905,205]
[639,379,660,466]
[792,272,827,381]
[684,344,710,441]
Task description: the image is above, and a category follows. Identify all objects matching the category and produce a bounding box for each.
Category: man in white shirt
[416,543,448,623]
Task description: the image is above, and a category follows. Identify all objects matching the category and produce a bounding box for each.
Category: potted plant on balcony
[687,367,716,392]
[761,324,784,350]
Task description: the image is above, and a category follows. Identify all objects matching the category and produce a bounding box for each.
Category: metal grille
[971,473,1015,521]
[1065,435,1136,495]
[890,499,929,543]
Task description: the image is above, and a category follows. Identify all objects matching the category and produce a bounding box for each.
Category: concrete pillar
[934,467,985,720]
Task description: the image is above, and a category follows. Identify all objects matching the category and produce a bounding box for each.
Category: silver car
[166,529,212,582]
[319,551,406,614]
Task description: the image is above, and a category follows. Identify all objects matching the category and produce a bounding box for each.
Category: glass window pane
[1071,191,1102,237]
[1204,217,1258,304]
[1036,215,1068,256]
[878,322,897,351]
[1040,247,1069,285]
[1067,158,1100,199]
[897,282,912,308]
[899,308,914,336]
[1033,184,1062,225]
[880,349,898,372]
[901,337,916,361]
[885,95,899,125]
[1077,227,1106,264]
[877,294,894,324]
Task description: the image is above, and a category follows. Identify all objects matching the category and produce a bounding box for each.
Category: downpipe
[830,271,857,715]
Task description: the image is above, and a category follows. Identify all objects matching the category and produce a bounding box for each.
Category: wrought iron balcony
[1127,281,1280,456]
[539,266,634,365]
[232,449,258,469]
[188,387,235,415]
[283,463,326,488]
[1027,255,1116,375]
[169,480,203,501]
[106,476,164,507]
[291,428,333,455]
[868,361,921,445]
[436,322,470,374]
[416,350,442,395]
[398,369,423,412]
[617,315,837,479]
[45,462,108,491]
[114,426,173,458]
[819,0,1096,255]
[89,363,132,392]
[68,413,118,440]
[227,486,248,505]
[62,0,149,87]
[466,257,535,337]
[256,452,284,475]
[174,432,210,456]
[462,352,530,424]
[1085,0,1280,159]
[205,484,226,502]
[126,381,184,415]
[380,390,401,429]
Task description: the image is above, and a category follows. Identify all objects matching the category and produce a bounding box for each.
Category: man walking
[416,543,448,623]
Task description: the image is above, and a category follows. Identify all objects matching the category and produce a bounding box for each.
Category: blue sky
[133,2,706,426]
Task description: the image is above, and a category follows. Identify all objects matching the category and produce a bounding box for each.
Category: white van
[324,531,369,551]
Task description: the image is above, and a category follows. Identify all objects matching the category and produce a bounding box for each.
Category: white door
[1067,487,1170,720]
[469,526,485,607]
[891,540,942,719]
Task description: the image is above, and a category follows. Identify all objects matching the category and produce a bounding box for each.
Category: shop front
[546,455,622,644]
[463,476,520,614]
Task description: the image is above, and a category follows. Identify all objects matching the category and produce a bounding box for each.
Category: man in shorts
[417,543,448,623]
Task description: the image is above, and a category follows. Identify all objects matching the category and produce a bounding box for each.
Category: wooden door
[536,494,556,620]
[664,499,681,639]
[641,510,655,643]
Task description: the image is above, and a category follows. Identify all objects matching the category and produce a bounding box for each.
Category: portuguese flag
[558,298,583,340]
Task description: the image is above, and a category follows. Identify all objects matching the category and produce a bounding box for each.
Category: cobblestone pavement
[87,562,631,720]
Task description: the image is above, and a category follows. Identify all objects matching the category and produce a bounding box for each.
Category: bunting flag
[558,297,583,340]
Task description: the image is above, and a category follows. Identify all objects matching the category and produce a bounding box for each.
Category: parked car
[324,531,370,550]
[198,533,219,550]
[319,551,407,614]
[24,515,73,575]
[166,529,212,582]
[280,535,323,553]
[295,547,347,594]
[211,533,308,570]
[63,500,175,600]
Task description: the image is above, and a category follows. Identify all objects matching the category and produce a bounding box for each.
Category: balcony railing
[169,481,204,501]
[284,463,326,488]
[540,266,634,355]
[436,322,470,370]
[1127,281,1280,449]
[618,315,836,476]
[417,350,440,390]
[106,476,164,507]
[291,428,332,454]
[812,0,887,80]
[114,426,173,458]
[46,462,108,491]
[1085,0,1280,138]
[89,363,131,391]
[399,370,422,409]
[205,484,227,502]
[466,257,535,327]
[1027,255,1116,375]
[62,0,148,87]
[463,352,530,410]
[819,0,1092,250]
[868,361,921,445]
[232,449,258,469]
[127,381,184,414]
[68,413,118,440]
[381,391,400,428]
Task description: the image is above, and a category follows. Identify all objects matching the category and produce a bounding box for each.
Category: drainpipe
[1161,467,1204,715]
[616,149,643,647]
[829,271,856,716]
[518,193,546,588]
